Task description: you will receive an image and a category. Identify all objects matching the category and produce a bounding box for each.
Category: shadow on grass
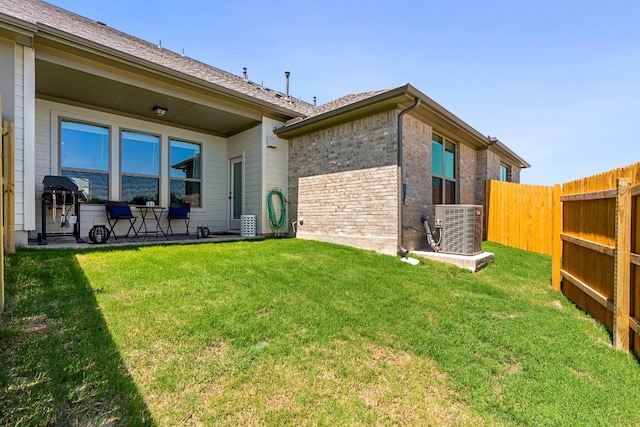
[0,248,154,426]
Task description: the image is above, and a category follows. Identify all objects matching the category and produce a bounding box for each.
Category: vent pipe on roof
[285,71,290,98]
[313,96,317,107]
[243,67,248,81]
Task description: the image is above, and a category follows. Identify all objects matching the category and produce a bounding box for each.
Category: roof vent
[285,71,290,98]
[243,67,248,81]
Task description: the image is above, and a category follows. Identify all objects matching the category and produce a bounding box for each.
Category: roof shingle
[0,0,319,116]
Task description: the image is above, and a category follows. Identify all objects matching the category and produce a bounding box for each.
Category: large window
[500,163,512,182]
[120,130,160,205]
[60,120,109,204]
[170,139,202,207]
[432,134,456,204]
[121,130,160,205]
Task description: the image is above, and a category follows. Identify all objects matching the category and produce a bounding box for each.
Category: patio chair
[105,200,139,239]
[166,202,191,236]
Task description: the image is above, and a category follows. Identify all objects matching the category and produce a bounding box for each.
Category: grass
[2,239,640,426]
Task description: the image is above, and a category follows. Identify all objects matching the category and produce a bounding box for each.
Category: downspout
[397,97,421,258]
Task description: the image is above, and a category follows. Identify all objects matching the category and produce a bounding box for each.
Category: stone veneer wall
[296,166,399,255]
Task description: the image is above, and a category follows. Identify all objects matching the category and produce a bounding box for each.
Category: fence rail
[486,161,640,357]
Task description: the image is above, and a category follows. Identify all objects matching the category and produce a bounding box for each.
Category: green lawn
[2,239,640,426]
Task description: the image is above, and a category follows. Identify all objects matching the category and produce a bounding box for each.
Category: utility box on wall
[435,204,483,255]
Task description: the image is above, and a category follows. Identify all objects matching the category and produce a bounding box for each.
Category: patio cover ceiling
[36,60,266,137]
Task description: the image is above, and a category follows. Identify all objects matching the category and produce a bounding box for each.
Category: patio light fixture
[153,106,168,117]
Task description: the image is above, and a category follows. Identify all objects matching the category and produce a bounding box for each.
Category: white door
[229,158,243,230]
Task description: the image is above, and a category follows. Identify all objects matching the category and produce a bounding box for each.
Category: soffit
[36,60,262,136]
[32,30,306,136]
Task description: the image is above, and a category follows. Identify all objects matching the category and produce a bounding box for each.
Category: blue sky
[47,0,640,185]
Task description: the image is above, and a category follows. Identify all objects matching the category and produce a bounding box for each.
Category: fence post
[0,93,4,313]
[3,121,15,254]
[613,178,631,350]
[551,184,562,291]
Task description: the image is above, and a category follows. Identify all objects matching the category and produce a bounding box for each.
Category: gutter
[0,12,37,47]
[275,85,412,136]
[397,97,421,257]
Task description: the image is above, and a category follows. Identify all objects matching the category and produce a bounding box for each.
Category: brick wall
[511,166,521,183]
[475,149,501,208]
[295,166,399,255]
[400,115,431,251]
[288,110,397,220]
[288,108,518,255]
[459,143,477,204]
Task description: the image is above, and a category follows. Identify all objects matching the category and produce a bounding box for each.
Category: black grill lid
[42,175,87,201]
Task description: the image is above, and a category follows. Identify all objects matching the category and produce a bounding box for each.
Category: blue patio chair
[105,200,138,239]
[167,203,191,236]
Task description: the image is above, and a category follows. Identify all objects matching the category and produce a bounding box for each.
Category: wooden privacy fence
[557,163,640,354]
[486,161,640,356]
[485,180,558,256]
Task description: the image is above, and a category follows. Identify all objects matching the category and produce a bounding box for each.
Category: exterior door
[229,158,242,230]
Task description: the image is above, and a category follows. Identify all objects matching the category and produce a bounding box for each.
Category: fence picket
[485,161,640,357]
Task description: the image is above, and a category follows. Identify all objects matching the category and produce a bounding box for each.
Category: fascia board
[274,85,412,137]
[0,12,36,46]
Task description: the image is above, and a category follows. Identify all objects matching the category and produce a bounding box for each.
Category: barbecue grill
[39,175,87,245]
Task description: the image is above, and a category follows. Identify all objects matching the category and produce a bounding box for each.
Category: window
[60,120,109,204]
[432,134,456,204]
[121,130,160,205]
[500,163,512,182]
[170,139,202,207]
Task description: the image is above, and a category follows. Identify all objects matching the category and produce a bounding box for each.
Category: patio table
[136,206,166,237]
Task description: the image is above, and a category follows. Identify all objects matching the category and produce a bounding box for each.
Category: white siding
[262,117,288,234]
[34,99,226,241]
[23,47,36,231]
[13,45,25,243]
[228,125,261,232]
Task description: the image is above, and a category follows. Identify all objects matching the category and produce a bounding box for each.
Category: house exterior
[0,0,529,255]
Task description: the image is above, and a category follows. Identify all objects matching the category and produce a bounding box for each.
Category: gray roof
[307,89,393,117]
[0,0,406,121]
[0,1,530,169]
[0,0,320,116]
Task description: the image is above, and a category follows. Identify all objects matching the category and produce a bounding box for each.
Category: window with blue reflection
[121,131,159,175]
[121,131,160,205]
[445,142,455,179]
[432,133,456,204]
[432,135,443,176]
[500,163,511,182]
[170,139,202,207]
[170,140,201,179]
[60,120,109,204]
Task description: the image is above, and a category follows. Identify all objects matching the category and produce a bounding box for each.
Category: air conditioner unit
[434,204,483,255]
